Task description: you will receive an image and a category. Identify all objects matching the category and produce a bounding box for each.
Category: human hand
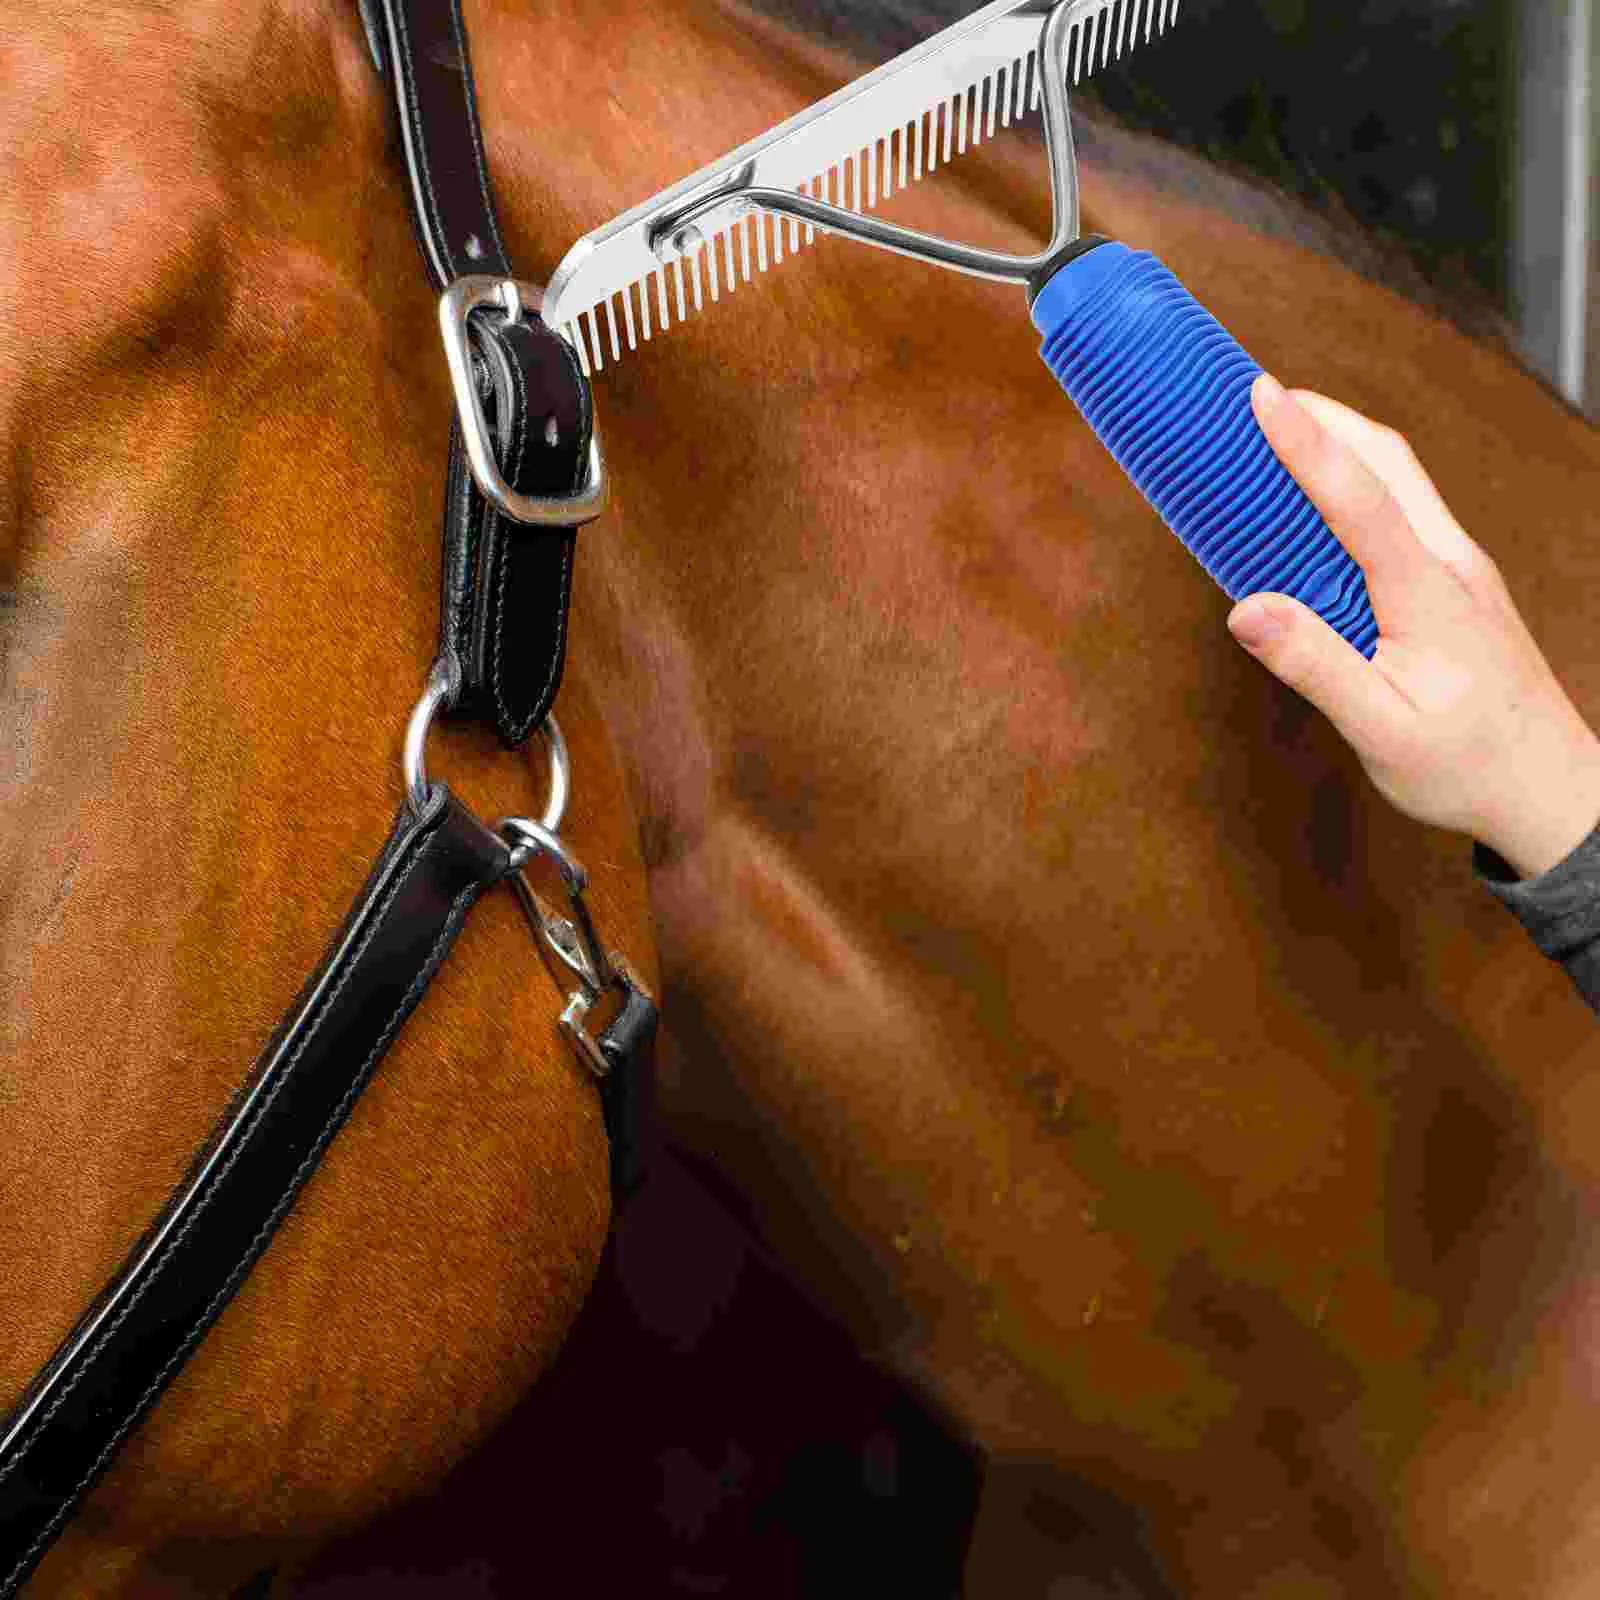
[1227,375,1600,882]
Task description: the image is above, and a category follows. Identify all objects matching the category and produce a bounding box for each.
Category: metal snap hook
[496,813,649,1081]
[497,814,613,997]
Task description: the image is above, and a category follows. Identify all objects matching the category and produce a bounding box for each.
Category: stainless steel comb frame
[541,0,1181,371]
[645,0,1083,288]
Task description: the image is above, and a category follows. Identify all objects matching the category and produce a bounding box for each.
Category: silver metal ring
[538,716,572,836]
[403,661,452,814]
[403,662,571,832]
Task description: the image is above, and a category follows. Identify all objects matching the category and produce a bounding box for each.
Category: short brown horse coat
[4,0,1599,1594]
[503,5,1600,1595]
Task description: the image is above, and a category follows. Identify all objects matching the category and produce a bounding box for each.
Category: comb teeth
[554,0,1181,377]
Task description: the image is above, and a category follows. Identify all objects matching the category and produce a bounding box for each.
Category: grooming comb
[532,0,1379,657]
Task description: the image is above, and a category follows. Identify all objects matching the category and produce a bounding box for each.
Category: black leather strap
[370,0,592,747]
[0,788,510,1597]
[596,977,659,1199]
[368,0,509,286]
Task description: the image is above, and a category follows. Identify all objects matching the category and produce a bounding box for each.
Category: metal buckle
[497,814,648,1081]
[438,276,608,528]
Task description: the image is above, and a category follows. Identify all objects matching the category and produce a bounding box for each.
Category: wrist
[1477,728,1600,882]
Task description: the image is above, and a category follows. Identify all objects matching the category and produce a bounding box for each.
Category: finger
[1251,374,1434,599]
[1228,591,1409,755]
[1285,390,1491,576]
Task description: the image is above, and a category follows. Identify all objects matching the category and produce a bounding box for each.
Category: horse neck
[467,0,859,277]
[469,0,1065,818]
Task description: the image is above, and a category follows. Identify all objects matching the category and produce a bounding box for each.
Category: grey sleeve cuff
[1473,822,1600,1012]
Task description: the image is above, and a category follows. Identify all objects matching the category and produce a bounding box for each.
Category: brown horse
[465,2,1594,1594]
[7,0,1600,1595]
[0,3,656,1594]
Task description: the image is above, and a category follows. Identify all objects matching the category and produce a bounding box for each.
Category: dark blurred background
[1077,0,1596,415]
[764,0,1596,412]
[1079,0,1511,303]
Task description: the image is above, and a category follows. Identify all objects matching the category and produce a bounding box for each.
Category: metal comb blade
[542,0,1181,375]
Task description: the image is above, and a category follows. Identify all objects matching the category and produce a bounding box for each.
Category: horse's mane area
[746,0,1514,347]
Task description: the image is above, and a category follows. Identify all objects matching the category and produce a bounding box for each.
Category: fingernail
[1254,373,1286,415]
[1229,601,1283,650]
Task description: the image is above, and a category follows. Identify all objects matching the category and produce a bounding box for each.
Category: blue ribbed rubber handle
[1031,241,1379,659]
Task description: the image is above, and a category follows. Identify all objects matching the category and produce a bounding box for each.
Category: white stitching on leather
[392,1,455,281]
[447,0,510,268]
[0,823,483,1591]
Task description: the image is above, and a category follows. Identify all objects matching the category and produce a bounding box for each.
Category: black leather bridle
[0,3,654,1589]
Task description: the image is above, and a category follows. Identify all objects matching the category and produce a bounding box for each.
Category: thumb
[1227,593,1401,753]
